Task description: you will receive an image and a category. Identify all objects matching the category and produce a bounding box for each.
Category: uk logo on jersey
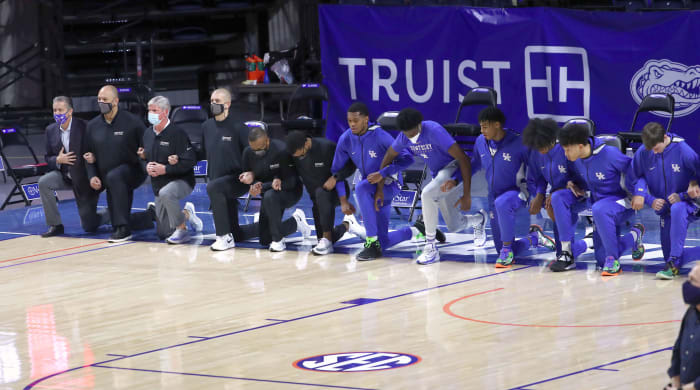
[369,150,377,158]
[558,165,567,174]
[502,153,511,162]
[293,352,421,372]
[596,172,606,180]
[672,164,681,173]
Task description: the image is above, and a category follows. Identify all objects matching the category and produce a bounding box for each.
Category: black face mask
[211,103,225,116]
[683,281,700,305]
[98,102,112,114]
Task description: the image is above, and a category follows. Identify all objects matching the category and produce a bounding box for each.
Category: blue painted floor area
[1,180,699,275]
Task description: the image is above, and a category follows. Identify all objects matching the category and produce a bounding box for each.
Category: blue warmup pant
[659,201,700,266]
[591,197,636,265]
[355,179,412,249]
[490,190,532,255]
[550,189,589,258]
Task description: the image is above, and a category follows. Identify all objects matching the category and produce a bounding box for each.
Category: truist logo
[630,59,700,117]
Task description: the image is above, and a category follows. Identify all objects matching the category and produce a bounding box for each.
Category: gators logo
[630,59,700,117]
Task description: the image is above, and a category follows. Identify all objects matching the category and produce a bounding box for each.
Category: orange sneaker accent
[495,263,512,269]
[601,270,621,277]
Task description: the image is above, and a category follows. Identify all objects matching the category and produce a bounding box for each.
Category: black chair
[0,127,49,209]
[171,105,209,150]
[242,120,268,212]
[443,86,497,153]
[562,117,623,151]
[281,83,328,137]
[376,111,427,221]
[621,93,675,151]
[562,117,595,137]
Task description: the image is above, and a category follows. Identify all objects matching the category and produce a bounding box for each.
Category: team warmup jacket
[632,134,700,206]
[331,125,414,197]
[573,138,635,202]
[529,143,585,195]
[141,122,197,195]
[198,115,250,180]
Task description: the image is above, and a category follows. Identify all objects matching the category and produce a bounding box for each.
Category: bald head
[690,264,700,287]
[99,85,119,100]
[211,88,231,104]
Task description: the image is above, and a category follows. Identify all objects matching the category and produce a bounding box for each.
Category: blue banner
[319,5,700,151]
[193,160,208,177]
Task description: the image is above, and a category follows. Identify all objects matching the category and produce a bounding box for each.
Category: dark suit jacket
[44,117,96,200]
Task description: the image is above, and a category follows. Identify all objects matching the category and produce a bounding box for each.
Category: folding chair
[171,104,209,150]
[242,120,268,211]
[0,127,49,209]
[619,93,675,152]
[376,111,427,221]
[443,86,497,154]
[281,83,328,137]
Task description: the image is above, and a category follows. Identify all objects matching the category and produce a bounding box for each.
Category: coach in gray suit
[39,96,109,237]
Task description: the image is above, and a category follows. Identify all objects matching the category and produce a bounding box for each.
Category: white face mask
[148,112,162,126]
[408,132,420,144]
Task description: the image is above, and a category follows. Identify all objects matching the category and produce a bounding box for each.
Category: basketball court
[0,185,694,390]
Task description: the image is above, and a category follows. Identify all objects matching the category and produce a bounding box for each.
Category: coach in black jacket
[200,88,251,251]
[39,96,109,237]
[132,96,202,243]
[83,85,152,242]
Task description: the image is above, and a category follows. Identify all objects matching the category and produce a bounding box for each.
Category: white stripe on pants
[421,160,470,238]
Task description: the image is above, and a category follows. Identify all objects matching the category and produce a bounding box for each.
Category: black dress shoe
[108,225,132,243]
[41,224,64,238]
[413,220,446,243]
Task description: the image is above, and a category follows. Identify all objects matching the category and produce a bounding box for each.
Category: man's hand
[323,175,337,191]
[147,162,166,177]
[239,171,254,185]
[374,188,384,211]
[83,152,95,164]
[652,198,667,211]
[631,195,645,211]
[567,181,585,197]
[545,194,552,211]
[367,171,383,184]
[90,176,102,190]
[529,193,545,215]
[668,193,681,205]
[56,147,76,166]
[137,147,146,160]
[249,182,263,197]
[168,154,179,165]
[441,179,457,193]
[272,178,282,191]
[454,195,471,211]
[340,199,356,215]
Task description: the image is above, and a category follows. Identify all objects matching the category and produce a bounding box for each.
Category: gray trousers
[154,180,193,239]
[38,170,110,232]
[421,160,471,237]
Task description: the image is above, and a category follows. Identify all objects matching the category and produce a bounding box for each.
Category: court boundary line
[0,241,108,264]
[23,265,534,389]
[91,365,378,390]
[0,242,135,270]
[508,346,672,389]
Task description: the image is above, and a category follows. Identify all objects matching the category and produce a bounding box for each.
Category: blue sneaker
[166,229,191,245]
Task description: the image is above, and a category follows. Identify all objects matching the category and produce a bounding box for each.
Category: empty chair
[281,83,328,137]
[0,127,49,209]
[171,105,209,149]
[620,93,675,151]
[443,86,497,153]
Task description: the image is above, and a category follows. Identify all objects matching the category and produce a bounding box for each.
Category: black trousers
[75,192,109,233]
[206,175,250,237]
[238,187,303,245]
[311,186,347,243]
[103,163,147,228]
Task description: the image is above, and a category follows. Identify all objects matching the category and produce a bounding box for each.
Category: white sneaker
[472,209,488,247]
[292,209,312,239]
[147,201,155,211]
[269,240,286,252]
[211,233,235,251]
[166,228,191,244]
[185,202,203,232]
[312,238,333,255]
[253,212,260,223]
[416,242,440,265]
[343,214,366,240]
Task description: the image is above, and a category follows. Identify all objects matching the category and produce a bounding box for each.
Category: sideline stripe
[0,241,108,264]
[1,242,135,270]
